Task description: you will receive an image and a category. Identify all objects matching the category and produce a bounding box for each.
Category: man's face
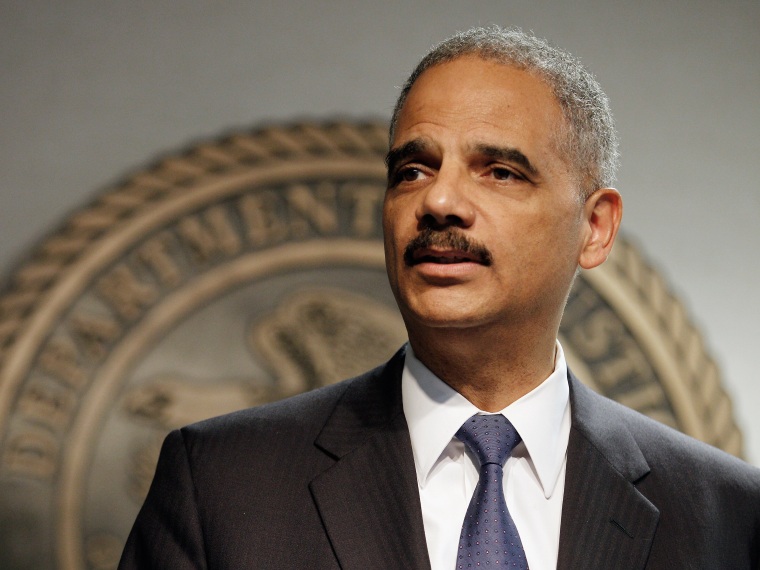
[383,55,590,337]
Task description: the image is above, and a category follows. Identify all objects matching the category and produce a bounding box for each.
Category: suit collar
[310,348,431,570]
[557,371,659,569]
[313,347,406,459]
[567,370,650,483]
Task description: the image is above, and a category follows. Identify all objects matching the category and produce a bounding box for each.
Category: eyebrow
[384,139,540,180]
[474,144,539,178]
[385,139,429,178]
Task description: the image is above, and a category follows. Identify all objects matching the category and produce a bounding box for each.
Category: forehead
[393,56,566,153]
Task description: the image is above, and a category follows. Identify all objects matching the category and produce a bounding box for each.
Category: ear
[578,188,623,270]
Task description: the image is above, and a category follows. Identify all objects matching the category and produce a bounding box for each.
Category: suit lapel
[557,373,660,569]
[307,358,662,569]
[309,349,431,570]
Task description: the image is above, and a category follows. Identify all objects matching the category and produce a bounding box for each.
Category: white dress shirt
[401,342,571,570]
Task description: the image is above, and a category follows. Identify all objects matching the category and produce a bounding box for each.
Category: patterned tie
[455,414,528,569]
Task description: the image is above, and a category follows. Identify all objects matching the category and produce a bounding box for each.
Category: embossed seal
[0,121,743,569]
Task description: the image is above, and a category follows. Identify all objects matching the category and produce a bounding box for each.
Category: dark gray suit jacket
[120,348,760,569]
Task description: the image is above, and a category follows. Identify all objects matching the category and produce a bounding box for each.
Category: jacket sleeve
[118,429,207,569]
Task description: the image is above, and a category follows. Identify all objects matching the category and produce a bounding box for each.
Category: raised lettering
[567,306,625,361]
[3,429,58,479]
[615,382,669,415]
[177,206,242,263]
[138,233,183,287]
[593,339,653,390]
[286,183,338,237]
[39,337,88,389]
[17,380,75,432]
[346,183,383,237]
[206,205,242,255]
[69,313,122,360]
[97,265,158,320]
[239,191,288,246]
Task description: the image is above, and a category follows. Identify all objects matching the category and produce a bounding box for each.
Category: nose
[415,165,475,229]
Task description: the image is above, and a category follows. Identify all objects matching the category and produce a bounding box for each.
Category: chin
[401,299,492,330]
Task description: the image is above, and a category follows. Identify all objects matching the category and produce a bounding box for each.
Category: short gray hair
[389,26,619,196]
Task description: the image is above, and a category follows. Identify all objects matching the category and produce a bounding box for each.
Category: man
[120,26,760,569]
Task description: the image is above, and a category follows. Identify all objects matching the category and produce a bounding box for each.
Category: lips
[412,248,483,265]
[403,228,493,267]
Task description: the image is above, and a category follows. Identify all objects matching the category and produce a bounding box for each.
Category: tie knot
[456,414,521,468]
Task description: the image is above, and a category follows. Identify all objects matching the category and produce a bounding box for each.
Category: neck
[407,322,557,411]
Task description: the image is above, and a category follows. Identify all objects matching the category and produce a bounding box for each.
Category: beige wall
[2,0,759,463]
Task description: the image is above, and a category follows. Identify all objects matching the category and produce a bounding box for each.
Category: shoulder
[184,377,352,439]
[570,374,760,496]
[173,347,405,453]
[144,349,406,508]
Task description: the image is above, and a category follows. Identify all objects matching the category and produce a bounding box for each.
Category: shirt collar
[401,342,570,499]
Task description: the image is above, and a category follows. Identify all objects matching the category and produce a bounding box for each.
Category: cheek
[488,204,579,267]
[382,199,413,250]
[381,210,405,277]
[381,200,394,239]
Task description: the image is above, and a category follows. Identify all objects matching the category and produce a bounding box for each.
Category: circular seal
[0,121,743,569]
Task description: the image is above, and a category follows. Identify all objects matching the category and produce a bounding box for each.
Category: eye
[491,167,515,181]
[392,166,426,185]
[402,167,425,181]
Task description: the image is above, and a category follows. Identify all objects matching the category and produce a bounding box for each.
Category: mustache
[403,228,493,266]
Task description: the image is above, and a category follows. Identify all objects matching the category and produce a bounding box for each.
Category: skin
[383,55,622,410]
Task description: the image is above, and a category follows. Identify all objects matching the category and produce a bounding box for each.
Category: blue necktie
[455,414,529,569]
